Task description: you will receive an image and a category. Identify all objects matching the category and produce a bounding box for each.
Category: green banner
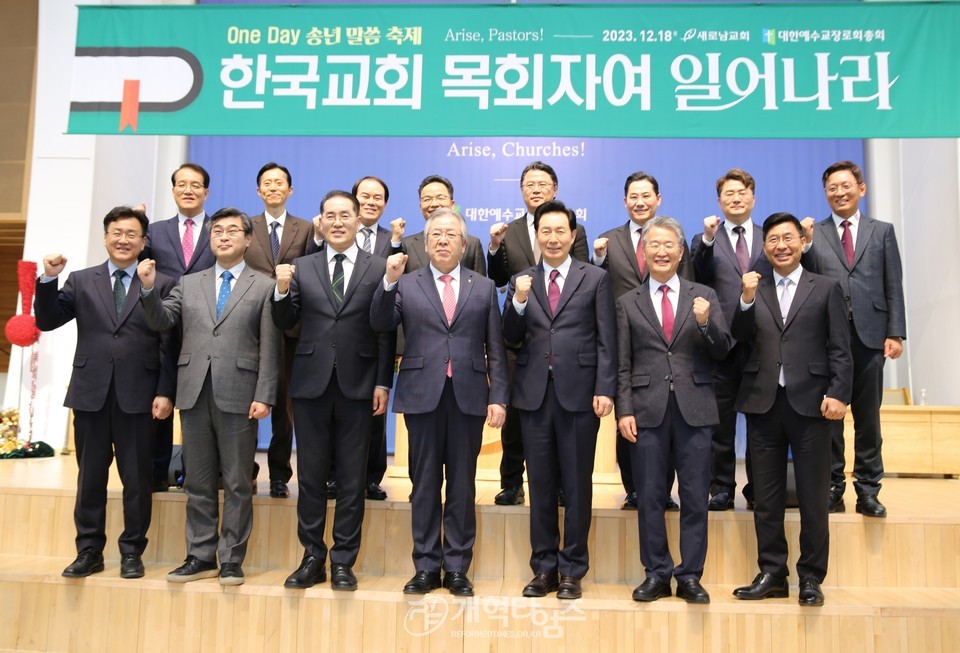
[68,2,960,138]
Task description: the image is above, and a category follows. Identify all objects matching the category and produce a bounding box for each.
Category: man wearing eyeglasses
[487,161,589,508]
[800,161,906,519]
[35,206,177,580]
[691,169,773,513]
[138,208,280,587]
[140,163,216,493]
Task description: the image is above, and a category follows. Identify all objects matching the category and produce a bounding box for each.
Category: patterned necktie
[548,269,561,315]
[635,228,646,278]
[440,274,456,377]
[112,269,126,318]
[182,218,195,266]
[361,227,373,254]
[779,277,793,324]
[659,284,674,343]
[840,220,855,266]
[270,221,281,262]
[733,225,750,273]
[216,270,233,319]
[331,253,345,307]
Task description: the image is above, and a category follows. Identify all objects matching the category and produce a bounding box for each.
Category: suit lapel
[339,251,372,311]
[758,278,783,330]
[851,217,875,269]
[93,263,119,326]
[116,273,143,326]
[278,215,302,262]
[217,268,255,324]
[820,217,850,271]
[613,223,643,282]
[188,216,212,273]
[252,215,274,265]
[749,222,765,269]
[375,225,392,257]
[783,272,814,330]
[416,269,449,325]
[512,216,536,267]
[553,260,586,317]
[313,250,338,309]
[164,218,187,271]
[451,269,477,325]
[633,284,668,345]
[715,226,744,273]
[200,269,217,324]
[530,265,551,317]
[673,281,695,343]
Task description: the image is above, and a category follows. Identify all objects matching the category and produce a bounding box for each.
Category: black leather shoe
[733,572,789,600]
[120,553,144,579]
[269,480,290,499]
[522,572,559,597]
[331,564,358,591]
[284,555,326,589]
[62,549,105,578]
[557,488,565,507]
[326,480,339,500]
[366,482,387,501]
[675,578,710,604]
[494,486,525,506]
[167,556,218,583]
[708,491,734,511]
[828,487,845,513]
[745,499,755,511]
[855,495,887,518]
[219,563,244,586]
[403,570,441,594]
[556,576,582,600]
[152,479,170,493]
[665,496,680,512]
[620,492,638,510]
[252,462,260,494]
[798,577,825,606]
[442,571,474,596]
[632,577,671,602]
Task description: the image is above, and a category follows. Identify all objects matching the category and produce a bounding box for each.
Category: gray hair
[424,207,468,244]
[641,215,685,246]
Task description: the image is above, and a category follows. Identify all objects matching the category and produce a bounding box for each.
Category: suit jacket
[691,222,772,326]
[487,215,590,287]
[141,266,280,414]
[34,263,177,414]
[502,259,617,413]
[272,249,395,400]
[143,215,216,279]
[400,231,487,276]
[244,212,313,277]
[615,280,731,428]
[370,267,508,416]
[801,215,906,349]
[732,270,853,417]
[597,222,694,300]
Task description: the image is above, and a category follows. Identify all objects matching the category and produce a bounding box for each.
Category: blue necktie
[217,270,233,319]
[270,221,281,262]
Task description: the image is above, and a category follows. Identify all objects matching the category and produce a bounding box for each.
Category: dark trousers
[499,348,525,488]
[631,394,711,583]
[292,376,371,566]
[404,379,484,574]
[267,331,297,483]
[330,411,387,486]
[830,327,884,497]
[152,414,174,484]
[748,387,830,581]
[72,382,153,556]
[520,378,599,579]
[711,343,754,501]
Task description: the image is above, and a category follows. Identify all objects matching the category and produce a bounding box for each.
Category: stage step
[0,554,957,653]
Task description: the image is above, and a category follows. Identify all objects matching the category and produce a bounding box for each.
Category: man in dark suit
[243,162,313,500]
[35,206,176,580]
[272,190,395,591]
[371,208,508,597]
[616,216,731,604]
[732,212,852,607]
[140,163,216,492]
[800,161,906,518]
[139,208,280,586]
[502,200,616,600]
[486,161,589,508]
[691,169,773,511]
[594,172,692,511]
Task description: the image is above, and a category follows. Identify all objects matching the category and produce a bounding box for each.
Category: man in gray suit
[616,216,731,604]
[138,208,280,586]
[800,161,906,518]
[371,208,508,597]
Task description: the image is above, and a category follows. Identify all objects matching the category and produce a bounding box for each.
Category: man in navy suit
[140,163,216,492]
[801,161,906,518]
[273,190,395,591]
[371,208,508,597]
[691,169,773,511]
[502,199,617,600]
[594,172,692,511]
[35,206,177,580]
[616,216,731,604]
[733,212,852,607]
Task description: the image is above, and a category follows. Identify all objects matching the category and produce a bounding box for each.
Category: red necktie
[440,274,455,377]
[635,229,646,278]
[841,220,855,267]
[659,284,674,343]
[733,225,750,273]
[182,218,195,265]
[548,269,561,315]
